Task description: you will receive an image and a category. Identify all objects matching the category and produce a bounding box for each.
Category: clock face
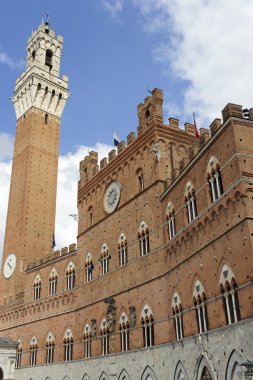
[103,181,121,214]
[3,253,16,279]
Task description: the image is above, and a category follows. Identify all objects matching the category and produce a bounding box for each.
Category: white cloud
[55,143,113,250]
[101,0,125,20]
[0,137,113,261]
[0,132,14,160]
[134,0,253,126]
[0,51,24,69]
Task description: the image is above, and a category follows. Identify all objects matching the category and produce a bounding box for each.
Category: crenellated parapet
[25,243,77,272]
[12,22,69,120]
[78,92,253,190]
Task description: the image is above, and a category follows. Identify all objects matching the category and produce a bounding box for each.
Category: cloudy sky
[1,0,253,257]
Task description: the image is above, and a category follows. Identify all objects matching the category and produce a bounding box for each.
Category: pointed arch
[29,336,38,366]
[100,243,110,275]
[172,292,184,340]
[119,312,129,352]
[62,377,70,380]
[118,232,128,266]
[83,323,92,358]
[184,181,197,222]
[193,279,208,333]
[195,355,216,380]
[138,220,150,256]
[49,268,57,295]
[63,328,73,362]
[225,350,244,380]
[45,331,55,364]
[118,369,131,380]
[16,339,22,368]
[141,365,157,380]
[141,304,154,348]
[85,253,94,282]
[66,262,75,290]
[219,264,241,325]
[82,375,90,380]
[33,274,41,300]
[99,372,109,380]
[174,360,189,380]
[166,201,176,239]
[206,156,223,203]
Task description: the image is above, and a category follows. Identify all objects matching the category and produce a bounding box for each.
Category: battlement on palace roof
[79,88,253,188]
[25,243,77,272]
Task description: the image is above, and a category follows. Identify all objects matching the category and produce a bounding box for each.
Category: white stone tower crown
[12,22,69,119]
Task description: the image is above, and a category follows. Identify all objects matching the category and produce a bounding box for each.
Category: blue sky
[1,0,253,254]
[0,0,185,154]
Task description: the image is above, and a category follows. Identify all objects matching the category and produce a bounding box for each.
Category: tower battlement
[12,22,69,120]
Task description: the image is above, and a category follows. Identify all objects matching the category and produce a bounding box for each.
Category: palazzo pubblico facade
[0,22,253,380]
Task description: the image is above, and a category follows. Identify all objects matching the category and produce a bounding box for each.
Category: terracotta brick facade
[0,22,253,379]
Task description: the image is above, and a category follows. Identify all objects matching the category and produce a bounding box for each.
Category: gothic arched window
[184,181,197,223]
[29,336,38,366]
[220,265,241,325]
[193,280,208,333]
[16,340,22,368]
[83,323,92,358]
[166,201,176,240]
[141,304,154,348]
[172,292,184,340]
[66,262,75,290]
[100,318,109,355]
[45,332,55,364]
[138,221,150,257]
[100,243,110,275]
[63,329,73,362]
[49,269,57,296]
[33,274,41,301]
[85,253,94,282]
[118,233,128,266]
[207,157,223,202]
[119,312,129,352]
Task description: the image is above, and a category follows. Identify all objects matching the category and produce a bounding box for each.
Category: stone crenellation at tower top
[12,22,69,120]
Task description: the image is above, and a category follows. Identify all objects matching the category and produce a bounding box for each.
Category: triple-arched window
[30,336,38,366]
[100,243,110,275]
[193,280,208,333]
[45,332,55,364]
[16,340,22,368]
[141,304,154,348]
[185,181,197,223]
[100,318,109,355]
[85,253,94,282]
[172,292,184,340]
[33,275,41,301]
[83,323,92,358]
[207,156,223,202]
[63,329,73,362]
[66,262,75,290]
[49,269,57,296]
[220,265,241,325]
[118,233,128,266]
[166,201,176,239]
[119,312,129,352]
[138,221,150,257]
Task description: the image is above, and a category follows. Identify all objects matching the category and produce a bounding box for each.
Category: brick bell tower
[1,22,69,298]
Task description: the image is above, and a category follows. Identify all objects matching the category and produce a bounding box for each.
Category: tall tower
[1,22,69,298]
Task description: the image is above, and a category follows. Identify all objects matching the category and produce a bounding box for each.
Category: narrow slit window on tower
[32,50,36,60]
[45,114,48,125]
